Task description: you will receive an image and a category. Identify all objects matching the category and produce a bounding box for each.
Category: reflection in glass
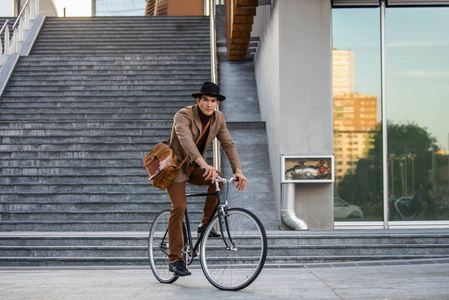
[386,8,449,221]
[332,9,383,221]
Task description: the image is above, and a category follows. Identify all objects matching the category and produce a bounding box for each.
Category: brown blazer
[170,105,242,182]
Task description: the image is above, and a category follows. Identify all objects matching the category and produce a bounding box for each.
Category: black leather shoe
[198,224,221,238]
[169,260,191,277]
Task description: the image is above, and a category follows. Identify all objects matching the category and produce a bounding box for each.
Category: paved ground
[1,259,449,299]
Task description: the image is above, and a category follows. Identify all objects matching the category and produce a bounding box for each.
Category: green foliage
[337,121,440,219]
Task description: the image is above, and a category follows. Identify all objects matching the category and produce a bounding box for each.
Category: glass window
[332,8,383,222]
[386,8,449,221]
[95,0,146,16]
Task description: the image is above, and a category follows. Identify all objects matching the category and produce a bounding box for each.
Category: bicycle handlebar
[202,169,239,184]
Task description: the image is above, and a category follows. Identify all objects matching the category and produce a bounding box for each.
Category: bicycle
[148,174,267,291]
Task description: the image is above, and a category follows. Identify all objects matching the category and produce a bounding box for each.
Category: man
[167,82,247,276]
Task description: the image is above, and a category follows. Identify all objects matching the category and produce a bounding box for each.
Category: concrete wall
[255,0,334,230]
[254,1,281,216]
[38,0,58,16]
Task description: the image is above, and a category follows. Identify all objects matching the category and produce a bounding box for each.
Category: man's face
[196,95,219,116]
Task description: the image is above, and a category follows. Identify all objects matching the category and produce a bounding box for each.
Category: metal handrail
[1,20,11,64]
[0,20,10,35]
[13,0,34,30]
[209,0,218,84]
[10,0,39,54]
[208,0,221,171]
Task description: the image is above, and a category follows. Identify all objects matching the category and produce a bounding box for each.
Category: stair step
[0,113,176,120]
[0,159,146,168]
[16,54,210,61]
[0,222,176,231]
[0,120,174,129]
[0,102,189,109]
[0,193,166,202]
[0,184,157,193]
[7,80,206,87]
[0,210,197,221]
[1,175,154,184]
[2,91,198,97]
[0,128,172,136]
[0,231,448,266]
[0,167,159,176]
[1,244,448,258]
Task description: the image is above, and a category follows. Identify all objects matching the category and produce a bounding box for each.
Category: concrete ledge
[18,15,46,56]
[227,121,265,130]
[0,54,19,96]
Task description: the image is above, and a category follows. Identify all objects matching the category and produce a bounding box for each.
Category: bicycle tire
[200,208,267,291]
[148,209,178,284]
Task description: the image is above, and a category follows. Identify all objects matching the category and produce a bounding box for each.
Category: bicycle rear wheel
[148,209,178,284]
[200,208,267,291]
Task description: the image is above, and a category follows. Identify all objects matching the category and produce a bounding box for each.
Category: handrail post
[1,20,11,64]
[19,19,23,42]
[4,25,10,54]
[30,0,35,20]
[209,0,221,172]
[25,4,30,31]
[209,0,218,83]
[12,27,18,53]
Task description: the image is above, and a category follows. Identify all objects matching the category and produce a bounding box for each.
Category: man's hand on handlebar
[233,168,247,192]
[196,158,217,183]
[202,164,217,183]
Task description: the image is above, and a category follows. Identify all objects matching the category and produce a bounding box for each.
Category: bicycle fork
[217,205,238,251]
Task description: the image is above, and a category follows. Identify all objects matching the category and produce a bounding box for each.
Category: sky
[332,7,449,152]
[53,0,92,17]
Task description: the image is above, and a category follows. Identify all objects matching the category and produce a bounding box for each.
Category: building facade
[92,0,146,16]
[0,0,57,16]
[252,0,449,230]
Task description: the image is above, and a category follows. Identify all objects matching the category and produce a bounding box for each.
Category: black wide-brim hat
[192,82,226,101]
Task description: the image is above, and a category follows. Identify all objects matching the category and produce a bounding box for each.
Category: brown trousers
[166,166,223,263]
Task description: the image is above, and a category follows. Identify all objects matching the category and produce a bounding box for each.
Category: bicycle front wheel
[200,208,267,291]
[148,209,178,284]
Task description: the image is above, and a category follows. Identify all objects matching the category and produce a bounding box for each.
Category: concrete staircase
[0,16,213,264]
[1,16,212,233]
[0,230,448,266]
[1,16,449,267]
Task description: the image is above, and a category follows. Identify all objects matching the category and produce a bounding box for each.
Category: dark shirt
[196,106,211,154]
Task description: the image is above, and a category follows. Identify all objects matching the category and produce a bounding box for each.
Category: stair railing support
[209,0,221,172]
[1,20,11,65]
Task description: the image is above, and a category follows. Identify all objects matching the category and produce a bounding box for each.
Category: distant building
[332,50,355,97]
[333,93,377,181]
[92,0,146,16]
